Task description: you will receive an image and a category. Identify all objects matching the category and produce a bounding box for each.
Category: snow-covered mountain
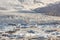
[0,0,60,37]
[0,0,60,25]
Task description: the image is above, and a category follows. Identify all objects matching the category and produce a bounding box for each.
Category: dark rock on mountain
[33,2,60,16]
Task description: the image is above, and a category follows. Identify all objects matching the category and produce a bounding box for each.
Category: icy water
[0,24,59,32]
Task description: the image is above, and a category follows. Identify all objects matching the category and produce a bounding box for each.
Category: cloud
[0,7,7,10]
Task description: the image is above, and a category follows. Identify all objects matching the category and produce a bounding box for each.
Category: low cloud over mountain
[0,0,60,13]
